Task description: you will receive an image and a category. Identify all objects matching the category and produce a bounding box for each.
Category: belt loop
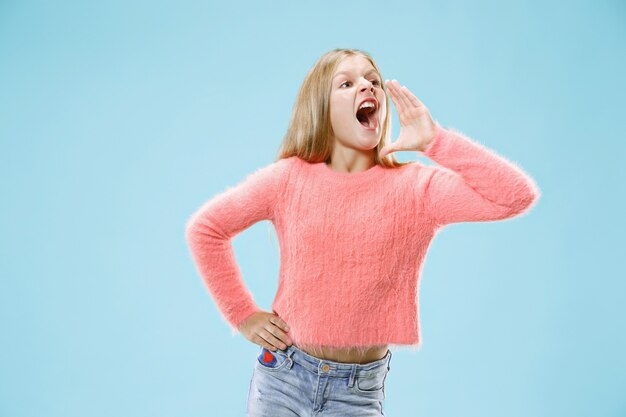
[286,347,295,369]
[387,349,392,371]
[348,364,357,388]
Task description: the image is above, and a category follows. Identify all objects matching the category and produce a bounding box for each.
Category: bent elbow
[505,182,542,219]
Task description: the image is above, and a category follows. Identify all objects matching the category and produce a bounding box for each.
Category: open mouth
[355,103,379,131]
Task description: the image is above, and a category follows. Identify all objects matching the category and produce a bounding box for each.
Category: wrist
[420,123,442,152]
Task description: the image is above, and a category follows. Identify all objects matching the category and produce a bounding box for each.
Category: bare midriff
[296,344,389,365]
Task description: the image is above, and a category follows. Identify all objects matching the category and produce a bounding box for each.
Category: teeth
[359,101,376,110]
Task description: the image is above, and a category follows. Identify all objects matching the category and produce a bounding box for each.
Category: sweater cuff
[232,304,263,334]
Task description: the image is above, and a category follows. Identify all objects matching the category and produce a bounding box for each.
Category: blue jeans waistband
[276,344,392,378]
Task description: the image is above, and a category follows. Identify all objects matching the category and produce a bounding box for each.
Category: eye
[339,79,381,88]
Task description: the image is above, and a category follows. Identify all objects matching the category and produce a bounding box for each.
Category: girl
[185,48,541,416]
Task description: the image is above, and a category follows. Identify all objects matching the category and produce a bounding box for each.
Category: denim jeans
[246,343,392,416]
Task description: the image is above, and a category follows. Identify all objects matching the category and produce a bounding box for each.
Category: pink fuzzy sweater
[185,124,541,352]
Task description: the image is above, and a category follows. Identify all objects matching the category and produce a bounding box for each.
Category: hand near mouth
[379,79,438,158]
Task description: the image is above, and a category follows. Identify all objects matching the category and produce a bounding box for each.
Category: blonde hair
[275,48,410,169]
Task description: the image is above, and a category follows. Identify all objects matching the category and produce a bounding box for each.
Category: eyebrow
[333,69,379,80]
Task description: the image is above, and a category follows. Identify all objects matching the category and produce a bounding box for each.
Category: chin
[353,137,380,150]
[357,130,382,144]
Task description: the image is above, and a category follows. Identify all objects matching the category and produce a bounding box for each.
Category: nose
[359,79,376,93]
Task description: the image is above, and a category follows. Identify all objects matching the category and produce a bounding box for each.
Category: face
[329,55,387,151]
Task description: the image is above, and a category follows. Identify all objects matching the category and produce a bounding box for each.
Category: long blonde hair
[276,48,410,169]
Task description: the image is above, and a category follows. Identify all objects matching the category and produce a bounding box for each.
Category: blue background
[1,1,625,416]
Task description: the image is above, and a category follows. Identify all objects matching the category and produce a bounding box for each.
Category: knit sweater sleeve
[184,158,289,334]
[418,123,541,226]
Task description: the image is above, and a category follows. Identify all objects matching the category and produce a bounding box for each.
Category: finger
[400,85,426,109]
[395,82,413,111]
[386,80,406,114]
[392,80,414,116]
[261,326,288,350]
[253,334,278,351]
[269,315,290,333]
[269,315,293,345]
[258,331,283,351]
[383,80,391,98]
[384,80,394,103]
[265,322,293,346]
[386,80,402,107]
